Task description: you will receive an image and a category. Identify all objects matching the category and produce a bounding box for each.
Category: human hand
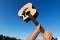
[36,24,41,32]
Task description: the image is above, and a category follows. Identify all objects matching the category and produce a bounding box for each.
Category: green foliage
[0,34,21,40]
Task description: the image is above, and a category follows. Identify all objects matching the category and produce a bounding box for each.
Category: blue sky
[0,0,60,40]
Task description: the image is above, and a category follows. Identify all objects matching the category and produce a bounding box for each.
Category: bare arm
[26,24,53,40]
[26,24,41,40]
[40,25,52,40]
[41,30,52,40]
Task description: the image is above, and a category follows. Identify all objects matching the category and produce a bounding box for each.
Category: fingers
[36,24,45,33]
[36,24,41,30]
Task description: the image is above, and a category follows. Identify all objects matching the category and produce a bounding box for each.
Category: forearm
[40,25,52,40]
[26,29,40,40]
[41,30,52,40]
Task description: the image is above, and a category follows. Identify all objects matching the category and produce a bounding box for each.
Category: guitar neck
[28,13,39,26]
[28,13,45,33]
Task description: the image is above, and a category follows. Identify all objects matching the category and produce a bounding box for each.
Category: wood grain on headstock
[18,3,36,21]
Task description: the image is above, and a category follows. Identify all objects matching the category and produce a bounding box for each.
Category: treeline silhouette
[0,34,21,40]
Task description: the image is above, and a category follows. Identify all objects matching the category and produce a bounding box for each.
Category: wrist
[35,28,40,33]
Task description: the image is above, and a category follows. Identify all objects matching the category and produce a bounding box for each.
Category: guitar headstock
[18,3,38,22]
